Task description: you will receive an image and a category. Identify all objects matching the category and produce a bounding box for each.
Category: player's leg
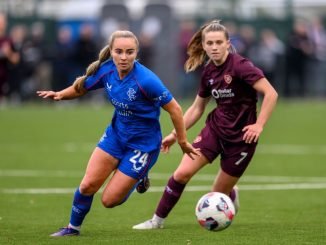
[51,147,118,236]
[211,169,240,213]
[133,153,209,229]
[213,141,258,213]
[101,147,160,207]
[133,125,221,230]
[101,170,138,207]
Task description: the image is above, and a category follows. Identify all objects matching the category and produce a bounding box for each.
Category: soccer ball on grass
[195,192,235,231]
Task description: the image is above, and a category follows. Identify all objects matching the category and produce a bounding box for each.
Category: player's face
[202,31,230,65]
[111,37,138,78]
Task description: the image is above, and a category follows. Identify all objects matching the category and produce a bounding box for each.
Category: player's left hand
[242,123,263,143]
[161,133,177,153]
[178,141,201,160]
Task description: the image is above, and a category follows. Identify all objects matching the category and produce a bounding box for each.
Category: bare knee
[79,181,100,195]
[173,171,192,184]
[173,156,206,184]
[101,196,122,208]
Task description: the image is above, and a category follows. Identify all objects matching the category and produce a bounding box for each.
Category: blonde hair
[73,30,139,93]
[184,19,235,73]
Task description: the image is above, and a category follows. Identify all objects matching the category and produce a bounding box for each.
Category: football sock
[155,176,186,218]
[69,187,94,227]
[229,188,236,202]
[152,214,165,224]
[68,224,80,231]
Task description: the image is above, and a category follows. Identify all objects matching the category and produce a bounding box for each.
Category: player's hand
[36,91,62,101]
[242,123,263,143]
[178,141,201,160]
[161,133,200,160]
[161,133,177,153]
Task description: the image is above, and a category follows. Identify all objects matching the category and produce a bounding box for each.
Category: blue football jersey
[83,59,173,151]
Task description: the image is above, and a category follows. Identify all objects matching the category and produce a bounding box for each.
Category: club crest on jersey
[127,88,137,101]
[224,74,232,84]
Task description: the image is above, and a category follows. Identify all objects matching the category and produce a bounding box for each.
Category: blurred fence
[1,0,326,104]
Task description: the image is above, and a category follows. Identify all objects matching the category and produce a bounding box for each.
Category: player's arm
[242,78,278,143]
[162,98,199,159]
[36,83,87,101]
[181,95,211,130]
[164,95,210,143]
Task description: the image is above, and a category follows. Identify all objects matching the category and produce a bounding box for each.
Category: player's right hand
[36,91,62,101]
[178,141,201,160]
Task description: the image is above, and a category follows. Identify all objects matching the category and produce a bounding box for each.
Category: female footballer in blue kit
[37,30,198,236]
[133,20,278,229]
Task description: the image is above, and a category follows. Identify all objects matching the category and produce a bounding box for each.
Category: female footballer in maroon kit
[133,19,278,229]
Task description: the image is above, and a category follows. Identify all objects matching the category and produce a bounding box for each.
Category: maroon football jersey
[198,53,264,143]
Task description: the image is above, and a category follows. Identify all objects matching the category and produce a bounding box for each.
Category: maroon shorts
[192,125,257,178]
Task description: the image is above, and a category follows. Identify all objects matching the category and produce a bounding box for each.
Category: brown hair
[73,30,139,93]
[184,19,235,73]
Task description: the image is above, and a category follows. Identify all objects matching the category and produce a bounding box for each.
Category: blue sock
[69,188,94,227]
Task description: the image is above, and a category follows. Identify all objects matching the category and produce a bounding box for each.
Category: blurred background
[0,0,326,105]
[1,2,326,243]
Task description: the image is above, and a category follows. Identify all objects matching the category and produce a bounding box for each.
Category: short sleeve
[237,59,265,86]
[141,76,173,106]
[83,60,114,91]
[197,67,212,98]
[84,74,104,91]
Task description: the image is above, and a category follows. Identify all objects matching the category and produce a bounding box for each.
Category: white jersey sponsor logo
[211,88,235,99]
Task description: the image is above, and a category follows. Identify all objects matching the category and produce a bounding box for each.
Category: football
[195,192,236,231]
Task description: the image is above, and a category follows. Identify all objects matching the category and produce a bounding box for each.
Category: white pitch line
[0,169,84,177]
[1,170,326,183]
[60,143,326,154]
[1,182,326,194]
[2,143,326,155]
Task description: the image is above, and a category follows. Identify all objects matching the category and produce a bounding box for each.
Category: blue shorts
[97,126,160,180]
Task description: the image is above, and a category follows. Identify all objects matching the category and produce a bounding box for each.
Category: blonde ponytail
[73,45,111,93]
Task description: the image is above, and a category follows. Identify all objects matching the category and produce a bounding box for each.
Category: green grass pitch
[0,99,326,244]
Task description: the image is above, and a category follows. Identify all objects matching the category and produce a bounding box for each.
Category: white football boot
[132,215,164,230]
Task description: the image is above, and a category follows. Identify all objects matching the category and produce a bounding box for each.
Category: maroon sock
[155,176,186,218]
[229,188,236,202]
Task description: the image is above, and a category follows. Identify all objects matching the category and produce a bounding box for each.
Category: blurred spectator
[253,29,285,89]
[178,19,196,67]
[138,31,155,69]
[238,24,257,59]
[52,25,76,90]
[20,22,51,101]
[8,24,28,103]
[224,21,245,54]
[0,12,20,104]
[307,17,326,97]
[72,23,98,76]
[177,19,199,98]
[284,19,313,97]
[137,16,162,71]
[71,23,99,102]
